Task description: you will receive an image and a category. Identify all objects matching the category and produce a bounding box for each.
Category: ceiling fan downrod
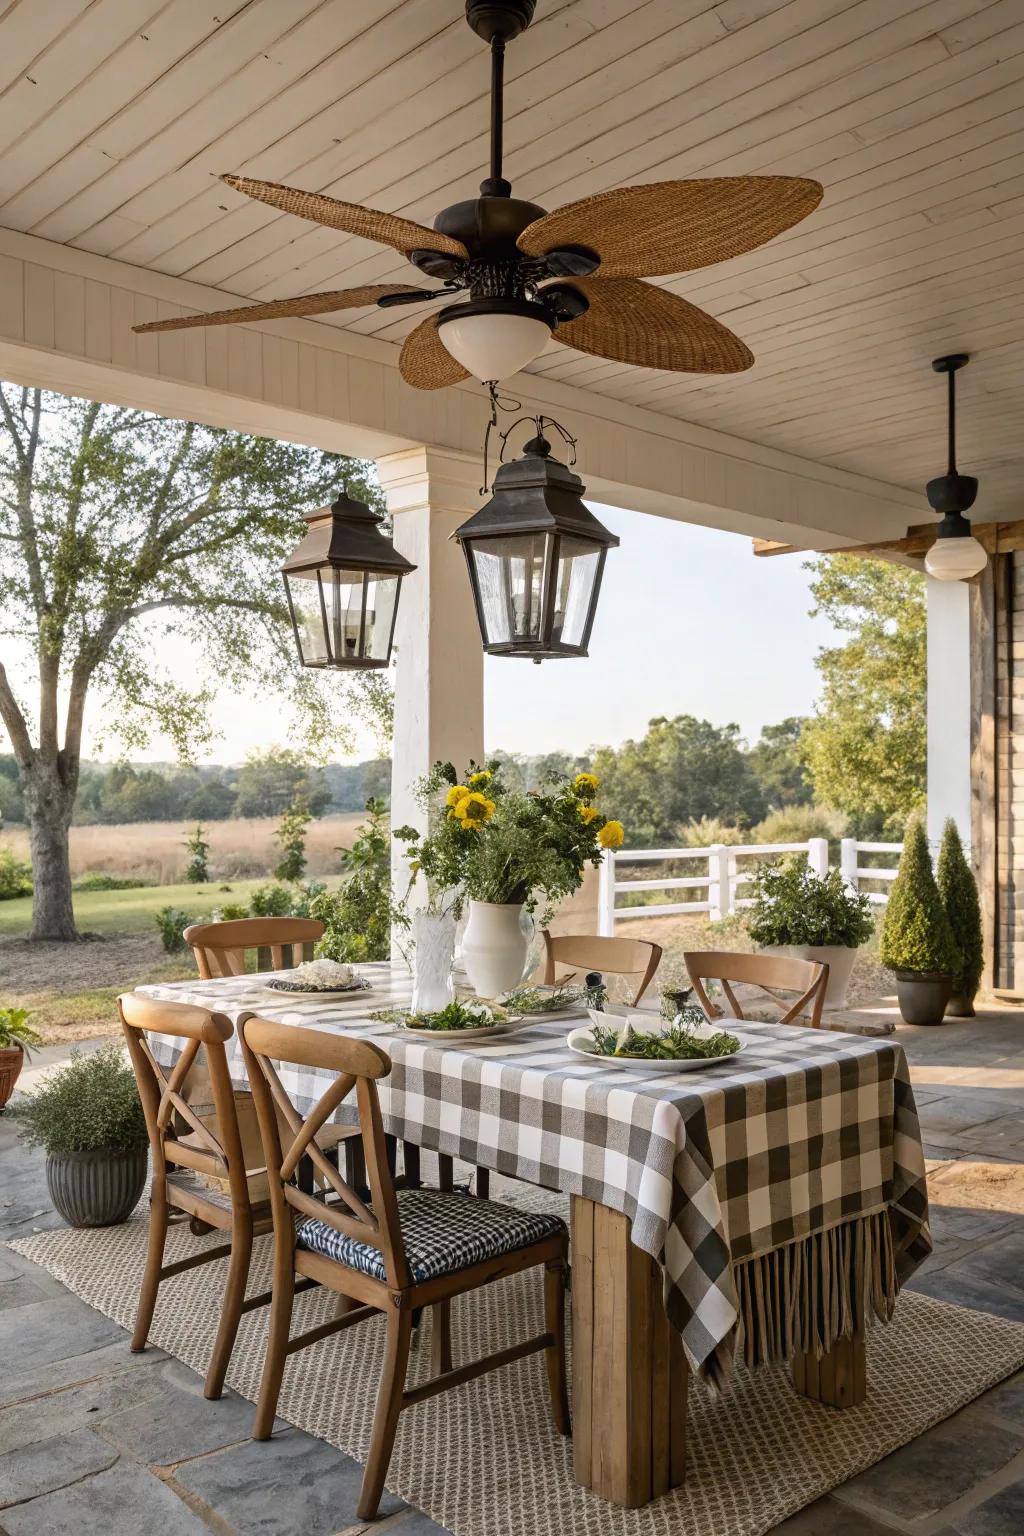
[466,0,536,197]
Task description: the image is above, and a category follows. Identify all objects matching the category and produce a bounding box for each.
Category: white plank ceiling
[0,0,1022,516]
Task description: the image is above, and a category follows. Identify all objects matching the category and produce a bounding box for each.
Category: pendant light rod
[932,352,969,476]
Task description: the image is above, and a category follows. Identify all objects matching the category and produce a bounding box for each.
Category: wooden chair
[239,1014,570,1522]
[119,994,294,1400]
[682,951,829,1029]
[183,917,324,979]
[541,930,663,1006]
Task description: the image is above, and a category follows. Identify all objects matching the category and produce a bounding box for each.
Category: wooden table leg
[792,1332,867,1409]
[571,1196,688,1507]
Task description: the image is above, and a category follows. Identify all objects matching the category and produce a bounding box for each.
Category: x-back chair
[183,917,324,979]
[119,993,292,1399]
[239,1014,570,1522]
[682,950,829,1029]
[541,930,663,1006]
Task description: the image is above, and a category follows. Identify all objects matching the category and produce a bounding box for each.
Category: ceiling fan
[134,0,824,389]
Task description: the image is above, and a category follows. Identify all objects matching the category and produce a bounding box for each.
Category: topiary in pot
[749,859,873,1010]
[880,819,960,1025]
[12,1044,148,1226]
[0,1007,42,1111]
[937,818,983,1018]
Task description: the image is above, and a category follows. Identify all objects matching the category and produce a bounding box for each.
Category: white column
[926,575,973,856]
[375,447,485,907]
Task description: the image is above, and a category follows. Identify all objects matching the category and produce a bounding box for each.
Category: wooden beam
[753,521,1024,562]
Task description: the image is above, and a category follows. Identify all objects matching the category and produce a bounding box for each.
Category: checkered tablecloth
[138,963,931,1384]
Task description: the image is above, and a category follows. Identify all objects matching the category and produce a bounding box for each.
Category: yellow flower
[598,819,625,850]
[455,791,495,827]
[469,770,492,786]
[446,784,470,808]
[578,804,599,825]
[573,771,599,797]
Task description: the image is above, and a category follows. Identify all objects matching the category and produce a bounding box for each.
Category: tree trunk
[23,763,78,941]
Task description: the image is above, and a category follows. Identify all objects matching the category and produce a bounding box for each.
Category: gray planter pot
[46,1146,148,1228]
[892,970,953,1026]
[945,992,976,1018]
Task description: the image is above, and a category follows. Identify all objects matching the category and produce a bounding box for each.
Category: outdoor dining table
[138,961,932,1510]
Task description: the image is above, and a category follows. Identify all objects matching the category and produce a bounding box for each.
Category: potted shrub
[0,1007,42,1110]
[937,818,983,1017]
[749,859,873,1010]
[880,819,960,1025]
[13,1044,148,1226]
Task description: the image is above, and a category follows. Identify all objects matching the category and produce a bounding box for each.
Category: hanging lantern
[454,429,618,661]
[281,489,416,669]
[923,354,987,583]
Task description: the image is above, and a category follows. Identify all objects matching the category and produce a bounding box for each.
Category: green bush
[154,906,194,953]
[880,819,960,975]
[215,902,249,921]
[0,1007,42,1057]
[937,818,983,1000]
[311,800,395,963]
[249,883,295,918]
[183,823,210,884]
[675,817,745,848]
[749,859,873,949]
[274,799,312,883]
[73,872,147,891]
[12,1044,148,1156]
[751,805,847,845]
[0,843,32,900]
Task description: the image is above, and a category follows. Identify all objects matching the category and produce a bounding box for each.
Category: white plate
[567,1021,744,1072]
[393,1017,527,1043]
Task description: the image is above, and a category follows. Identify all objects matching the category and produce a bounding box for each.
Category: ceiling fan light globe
[925,533,987,581]
[436,309,551,382]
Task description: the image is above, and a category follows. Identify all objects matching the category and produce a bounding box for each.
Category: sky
[66,505,836,766]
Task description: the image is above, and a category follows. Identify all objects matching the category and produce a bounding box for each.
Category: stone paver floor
[2,1003,1023,1536]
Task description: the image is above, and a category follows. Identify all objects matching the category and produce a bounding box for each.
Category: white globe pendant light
[437,299,552,382]
[923,354,986,583]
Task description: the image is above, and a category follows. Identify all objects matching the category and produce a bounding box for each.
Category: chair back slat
[240,1015,410,1291]
[119,994,252,1206]
[541,930,663,1005]
[184,918,324,984]
[682,950,829,1029]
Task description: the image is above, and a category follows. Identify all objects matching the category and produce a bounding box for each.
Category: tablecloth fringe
[733,1208,897,1370]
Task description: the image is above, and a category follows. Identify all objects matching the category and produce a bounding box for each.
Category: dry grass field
[2,813,364,886]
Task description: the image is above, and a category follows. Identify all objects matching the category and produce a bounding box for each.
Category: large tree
[0,385,380,940]
[592,715,766,846]
[747,716,812,811]
[800,554,926,834]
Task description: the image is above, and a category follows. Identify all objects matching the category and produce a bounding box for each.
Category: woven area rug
[12,1189,1024,1536]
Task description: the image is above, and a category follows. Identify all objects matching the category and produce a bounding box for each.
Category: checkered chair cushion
[295,1188,566,1284]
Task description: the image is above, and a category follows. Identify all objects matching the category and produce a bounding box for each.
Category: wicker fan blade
[548,277,753,373]
[132,284,428,335]
[520,177,822,278]
[222,175,468,260]
[399,315,470,390]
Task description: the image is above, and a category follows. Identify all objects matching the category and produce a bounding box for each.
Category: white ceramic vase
[761,943,858,1011]
[410,911,456,1013]
[462,900,532,998]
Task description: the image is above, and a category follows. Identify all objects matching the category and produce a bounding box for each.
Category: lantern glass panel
[472,532,550,644]
[552,536,602,649]
[325,568,367,663]
[363,573,400,661]
[284,569,330,666]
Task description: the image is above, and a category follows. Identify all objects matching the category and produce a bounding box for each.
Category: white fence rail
[598,838,902,934]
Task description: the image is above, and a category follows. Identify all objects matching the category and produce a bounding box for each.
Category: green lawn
[0,878,272,937]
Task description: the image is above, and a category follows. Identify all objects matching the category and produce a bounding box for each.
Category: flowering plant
[394,761,624,924]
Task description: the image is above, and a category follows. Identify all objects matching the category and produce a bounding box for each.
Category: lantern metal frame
[454,427,619,661]
[281,488,416,671]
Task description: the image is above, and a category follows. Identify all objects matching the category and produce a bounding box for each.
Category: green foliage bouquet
[13,1044,147,1156]
[395,761,625,924]
[749,859,873,949]
[880,818,960,975]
